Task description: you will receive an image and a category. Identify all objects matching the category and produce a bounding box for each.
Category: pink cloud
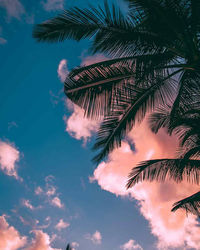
[0,37,7,44]
[85,230,102,245]
[0,215,27,249]
[71,242,79,250]
[55,219,70,231]
[120,239,143,250]
[51,197,64,209]
[90,120,200,249]
[57,59,68,82]
[63,101,99,144]
[0,140,21,180]
[28,230,61,250]
[0,0,25,19]
[41,0,64,11]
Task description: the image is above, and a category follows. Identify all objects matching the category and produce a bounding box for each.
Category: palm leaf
[92,72,178,163]
[127,159,200,188]
[65,54,179,118]
[172,191,200,217]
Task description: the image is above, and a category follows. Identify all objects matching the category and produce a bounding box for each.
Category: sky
[0,0,200,250]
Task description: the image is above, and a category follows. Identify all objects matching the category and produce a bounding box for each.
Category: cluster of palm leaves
[33,0,200,215]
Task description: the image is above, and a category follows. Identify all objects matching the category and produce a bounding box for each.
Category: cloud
[120,239,143,250]
[35,186,43,195]
[63,101,100,144]
[0,140,21,180]
[62,54,107,144]
[0,215,27,249]
[51,197,64,209]
[35,177,64,209]
[0,37,7,44]
[0,0,25,19]
[22,199,42,210]
[22,199,35,210]
[90,120,200,249]
[55,219,70,231]
[28,230,61,250]
[41,0,64,12]
[85,230,102,245]
[71,242,79,250]
[57,59,69,82]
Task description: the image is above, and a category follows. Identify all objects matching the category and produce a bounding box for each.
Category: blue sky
[0,1,200,250]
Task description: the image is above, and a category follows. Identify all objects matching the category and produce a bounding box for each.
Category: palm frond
[172,191,200,217]
[66,244,72,250]
[92,73,178,163]
[127,159,200,188]
[65,54,180,118]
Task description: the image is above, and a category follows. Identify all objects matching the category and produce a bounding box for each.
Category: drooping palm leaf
[127,159,200,188]
[172,191,200,216]
[92,72,178,163]
[65,53,180,118]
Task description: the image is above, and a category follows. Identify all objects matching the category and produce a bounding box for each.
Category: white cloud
[55,219,70,231]
[120,239,143,250]
[0,37,7,44]
[28,230,61,250]
[63,102,100,144]
[0,0,25,19]
[0,140,21,180]
[85,230,102,245]
[41,0,64,12]
[57,59,69,82]
[0,215,27,249]
[51,197,64,209]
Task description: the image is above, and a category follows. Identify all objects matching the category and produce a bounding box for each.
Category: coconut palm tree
[33,0,200,163]
[127,104,200,216]
[66,243,72,250]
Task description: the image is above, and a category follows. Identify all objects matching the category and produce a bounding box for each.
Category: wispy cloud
[51,197,64,209]
[22,199,42,210]
[35,176,65,209]
[120,239,143,250]
[41,0,64,12]
[0,0,25,20]
[57,59,69,82]
[71,242,79,250]
[0,215,27,249]
[55,219,70,231]
[85,230,102,245]
[0,140,21,180]
[0,37,7,44]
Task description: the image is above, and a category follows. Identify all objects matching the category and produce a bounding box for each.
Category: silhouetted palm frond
[127,159,200,188]
[92,74,177,163]
[172,191,200,216]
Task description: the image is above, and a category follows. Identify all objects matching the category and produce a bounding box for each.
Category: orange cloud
[0,140,21,180]
[90,120,200,249]
[0,215,26,249]
[28,230,61,250]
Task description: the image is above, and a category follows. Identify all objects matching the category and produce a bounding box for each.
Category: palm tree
[127,104,200,216]
[33,0,200,163]
[66,243,72,250]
